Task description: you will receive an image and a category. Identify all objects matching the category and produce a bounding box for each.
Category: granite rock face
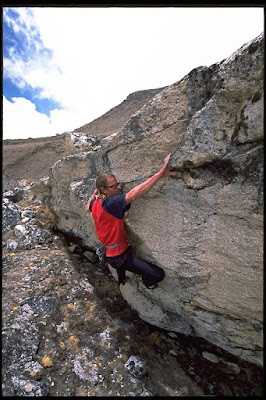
[49,33,264,366]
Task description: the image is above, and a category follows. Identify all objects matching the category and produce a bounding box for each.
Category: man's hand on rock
[160,153,178,178]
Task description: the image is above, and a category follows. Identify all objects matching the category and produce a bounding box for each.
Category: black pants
[106,246,165,287]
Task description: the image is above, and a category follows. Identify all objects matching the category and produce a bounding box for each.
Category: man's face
[102,176,121,197]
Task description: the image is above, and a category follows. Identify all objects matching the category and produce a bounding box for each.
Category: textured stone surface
[49,33,263,366]
[2,182,263,396]
[1,195,207,397]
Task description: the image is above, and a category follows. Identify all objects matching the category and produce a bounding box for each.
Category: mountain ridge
[3,87,166,184]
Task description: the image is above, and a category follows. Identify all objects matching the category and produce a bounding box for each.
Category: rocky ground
[2,192,263,397]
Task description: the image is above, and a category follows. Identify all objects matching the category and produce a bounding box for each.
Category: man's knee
[157,266,165,281]
[148,263,165,283]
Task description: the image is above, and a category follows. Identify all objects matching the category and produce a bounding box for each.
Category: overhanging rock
[49,33,264,366]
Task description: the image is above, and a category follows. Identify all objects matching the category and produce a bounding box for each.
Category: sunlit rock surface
[48,33,263,366]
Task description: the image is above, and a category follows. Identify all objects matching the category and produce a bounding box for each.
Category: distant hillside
[2,87,166,185]
[73,87,166,138]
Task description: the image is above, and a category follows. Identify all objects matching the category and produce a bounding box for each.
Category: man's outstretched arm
[125,153,175,205]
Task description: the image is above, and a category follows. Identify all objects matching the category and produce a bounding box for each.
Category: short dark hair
[96,173,115,192]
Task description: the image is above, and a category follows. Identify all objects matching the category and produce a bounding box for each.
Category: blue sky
[3,6,264,140]
[3,78,61,116]
[3,8,62,117]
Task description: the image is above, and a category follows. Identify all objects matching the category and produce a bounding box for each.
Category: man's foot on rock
[119,276,129,285]
[145,283,158,289]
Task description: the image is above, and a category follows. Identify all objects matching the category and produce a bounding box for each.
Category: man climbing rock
[85,153,175,289]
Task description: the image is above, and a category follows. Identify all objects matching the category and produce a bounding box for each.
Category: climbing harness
[96,239,126,265]
[96,246,107,264]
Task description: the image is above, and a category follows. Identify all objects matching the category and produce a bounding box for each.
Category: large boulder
[49,33,263,366]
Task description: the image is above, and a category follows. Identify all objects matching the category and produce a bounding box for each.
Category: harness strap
[105,238,126,249]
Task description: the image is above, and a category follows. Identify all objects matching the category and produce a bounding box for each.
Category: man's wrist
[156,170,163,179]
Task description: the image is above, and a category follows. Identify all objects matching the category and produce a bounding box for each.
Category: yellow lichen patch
[42,357,53,367]
[66,335,80,351]
[84,301,96,321]
[92,145,101,151]
[60,341,66,350]
[69,335,79,344]
[85,301,95,320]
[85,301,95,311]
[121,354,128,362]
[94,358,103,367]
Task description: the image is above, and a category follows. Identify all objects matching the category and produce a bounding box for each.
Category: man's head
[96,173,121,197]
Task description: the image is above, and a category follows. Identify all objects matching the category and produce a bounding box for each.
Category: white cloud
[3,96,54,139]
[3,6,264,140]
[3,95,91,140]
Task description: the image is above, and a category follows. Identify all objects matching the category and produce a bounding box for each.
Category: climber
[85,153,176,289]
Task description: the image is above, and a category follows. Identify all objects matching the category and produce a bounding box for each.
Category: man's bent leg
[116,269,127,285]
[106,252,127,285]
[107,247,165,287]
[124,250,165,287]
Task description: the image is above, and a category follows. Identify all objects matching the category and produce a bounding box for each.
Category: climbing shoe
[145,283,158,289]
[138,276,158,289]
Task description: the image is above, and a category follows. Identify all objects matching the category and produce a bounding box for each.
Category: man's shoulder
[103,193,126,204]
[102,194,128,219]
[102,194,126,210]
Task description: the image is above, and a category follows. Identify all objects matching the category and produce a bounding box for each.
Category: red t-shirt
[90,194,131,257]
